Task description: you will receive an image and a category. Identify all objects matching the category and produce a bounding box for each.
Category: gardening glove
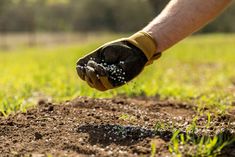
[76,31,162,91]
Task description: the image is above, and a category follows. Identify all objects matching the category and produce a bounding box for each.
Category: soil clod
[34,132,43,140]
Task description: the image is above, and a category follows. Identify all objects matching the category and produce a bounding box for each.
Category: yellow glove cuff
[127,31,161,65]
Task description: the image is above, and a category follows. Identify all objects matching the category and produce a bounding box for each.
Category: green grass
[168,126,235,157]
[0,33,235,156]
[0,34,235,116]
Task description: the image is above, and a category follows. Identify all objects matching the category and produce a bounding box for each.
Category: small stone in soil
[34,132,43,140]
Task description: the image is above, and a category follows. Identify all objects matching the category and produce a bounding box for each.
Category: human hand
[76,32,161,91]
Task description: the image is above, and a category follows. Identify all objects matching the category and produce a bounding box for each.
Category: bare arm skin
[143,0,232,52]
[76,0,232,91]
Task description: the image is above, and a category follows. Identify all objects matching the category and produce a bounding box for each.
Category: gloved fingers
[85,66,107,91]
[87,61,109,91]
[76,65,86,80]
[89,56,127,87]
[99,76,114,89]
[76,56,88,67]
[87,61,106,76]
[76,48,102,67]
[85,75,94,88]
[87,60,115,90]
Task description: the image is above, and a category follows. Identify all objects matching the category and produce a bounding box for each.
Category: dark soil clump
[0,96,234,156]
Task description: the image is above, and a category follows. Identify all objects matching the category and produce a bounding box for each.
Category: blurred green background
[0,0,235,49]
[1,0,235,49]
[0,0,235,33]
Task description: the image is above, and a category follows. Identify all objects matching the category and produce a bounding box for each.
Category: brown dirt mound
[0,96,234,157]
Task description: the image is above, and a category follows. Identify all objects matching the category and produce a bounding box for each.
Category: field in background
[0,34,235,115]
[0,32,117,50]
[0,33,235,156]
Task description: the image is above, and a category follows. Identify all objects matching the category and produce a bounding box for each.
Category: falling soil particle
[0,96,234,157]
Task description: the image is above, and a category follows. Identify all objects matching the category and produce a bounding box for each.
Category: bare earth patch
[0,96,234,156]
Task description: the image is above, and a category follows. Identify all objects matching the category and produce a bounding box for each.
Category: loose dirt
[0,96,234,157]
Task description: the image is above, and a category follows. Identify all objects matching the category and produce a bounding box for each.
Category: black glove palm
[76,41,147,91]
[76,31,161,91]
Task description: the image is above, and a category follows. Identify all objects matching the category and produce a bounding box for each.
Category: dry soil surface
[0,96,234,157]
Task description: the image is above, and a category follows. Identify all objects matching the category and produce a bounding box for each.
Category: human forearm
[143,0,232,52]
[76,0,232,91]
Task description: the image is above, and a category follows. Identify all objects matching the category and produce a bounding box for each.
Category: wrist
[127,31,161,64]
[142,27,165,53]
